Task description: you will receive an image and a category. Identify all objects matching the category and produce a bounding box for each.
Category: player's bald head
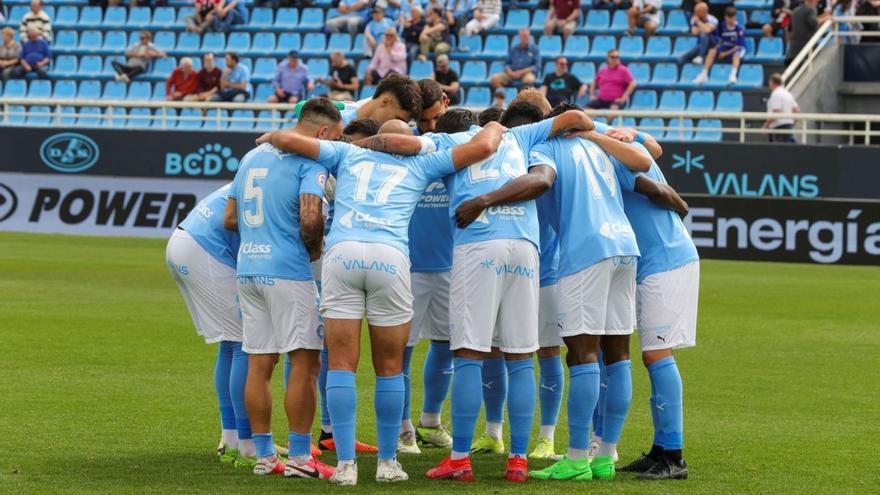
[378,119,414,136]
[511,88,551,117]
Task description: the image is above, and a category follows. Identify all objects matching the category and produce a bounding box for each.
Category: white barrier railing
[783,16,880,89]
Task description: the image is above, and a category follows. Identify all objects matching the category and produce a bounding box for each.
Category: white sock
[699,69,708,77]
[568,447,591,460]
[221,429,238,449]
[338,459,356,468]
[451,450,469,460]
[485,422,503,441]
[400,419,415,435]
[590,434,602,445]
[508,452,525,459]
[539,425,555,441]
[291,454,310,465]
[419,412,441,428]
[238,438,256,457]
[598,441,617,457]
[321,424,333,434]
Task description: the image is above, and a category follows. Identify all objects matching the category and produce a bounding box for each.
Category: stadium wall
[0,128,878,265]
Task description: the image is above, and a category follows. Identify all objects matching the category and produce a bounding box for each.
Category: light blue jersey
[538,218,559,287]
[315,141,456,256]
[618,148,699,283]
[229,143,328,280]
[445,119,554,248]
[408,179,453,272]
[529,136,640,278]
[179,183,240,269]
[340,99,368,126]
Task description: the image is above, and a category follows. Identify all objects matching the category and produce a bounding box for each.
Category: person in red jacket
[166,57,199,101]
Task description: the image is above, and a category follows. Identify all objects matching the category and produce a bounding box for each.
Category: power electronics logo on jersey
[418,181,449,208]
[165,143,240,177]
[39,133,100,173]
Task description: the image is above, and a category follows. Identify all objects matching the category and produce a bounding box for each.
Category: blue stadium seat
[152,82,167,101]
[78,55,102,77]
[102,81,127,100]
[152,57,176,79]
[205,109,229,130]
[58,107,77,127]
[530,11,547,30]
[128,81,152,101]
[356,59,370,79]
[466,87,491,107]
[673,36,697,58]
[659,90,686,111]
[127,31,141,47]
[154,108,178,128]
[328,33,352,53]
[228,32,251,52]
[55,6,79,27]
[638,118,665,139]
[610,10,628,32]
[53,80,77,99]
[77,107,103,127]
[104,107,126,127]
[128,7,151,28]
[457,35,483,54]
[585,10,610,31]
[645,36,672,60]
[255,110,277,131]
[104,6,126,26]
[153,7,175,25]
[618,37,643,59]
[503,87,518,104]
[679,63,703,87]
[409,59,433,79]
[80,31,104,53]
[360,85,376,99]
[754,37,783,62]
[351,34,365,57]
[276,8,299,28]
[629,90,657,110]
[27,80,51,99]
[201,32,226,52]
[590,36,616,58]
[694,119,722,141]
[79,6,103,27]
[737,64,764,88]
[278,33,302,52]
[55,31,78,52]
[154,31,176,52]
[661,10,689,34]
[750,10,772,25]
[542,61,556,77]
[736,10,748,27]
[688,90,715,112]
[26,106,52,126]
[564,36,589,59]
[300,33,327,56]
[128,108,153,128]
[176,8,195,25]
[665,118,694,141]
[716,90,744,111]
[488,60,506,77]
[252,33,277,54]
[505,10,530,32]
[250,7,274,28]
[299,8,324,30]
[6,6,28,24]
[651,62,678,86]
[571,62,595,82]
[744,37,757,58]
[483,35,509,57]
[230,110,255,131]
[255,83,274,101]
[176,32,199,52]
[103,31,127,52]
[3,105,26,126]
[307,58,330,78]
[460,60,488,84]
[53,55,78,77]
[253,58,277,80]
[178,108,203,130]
[628,62,650,84]
[708,64,734,86]
[609,116,636,128]
[539,35,562,58]
[77,80,101,99]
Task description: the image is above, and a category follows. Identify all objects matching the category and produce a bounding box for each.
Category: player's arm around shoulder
[450,121,507,171]
[255,130,321,161]
[223,198,238,231]
[300,193,324,261]
[548,110,594,137]
[351,134,437,156]
[635,175,689,218]
[578,130,652,172]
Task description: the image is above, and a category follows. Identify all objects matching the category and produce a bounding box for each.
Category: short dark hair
[418,79,445,114]
[300,97,342,125]
[500,101,545,128]
[437,108,477,134]
[374,74,423,118]
[343,118,381,138]
[478,107,505,127]
[725,6,737,17]
[226,52,240,63]
[547,102,582,119]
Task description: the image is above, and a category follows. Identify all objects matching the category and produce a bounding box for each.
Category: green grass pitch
[1,232,878,494]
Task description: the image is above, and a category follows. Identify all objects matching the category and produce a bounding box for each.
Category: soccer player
[423,102,596,482]
[222,99,343,478]
[415,79,449,134]
[293,74,424,126]
[343,118,381,141]
[258,112,507,486]
[616,148,697,481]
[165,184,256,464]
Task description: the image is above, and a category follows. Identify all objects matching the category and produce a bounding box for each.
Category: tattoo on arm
[299,194,325,261]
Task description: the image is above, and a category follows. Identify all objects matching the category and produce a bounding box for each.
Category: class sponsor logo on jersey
[474,205,527,224]
[165,143,240,177]
[599,221,635,240]
[0,182,18,222]
[39,133,100,173]
[239,242,272,260]
[337,209,393,229]
[28,188,196,228]
[418,181,449,208]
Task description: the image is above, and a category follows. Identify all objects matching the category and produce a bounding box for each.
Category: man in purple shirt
[13,27,49,79]
[268,50,314,104]
[588,49,636,110]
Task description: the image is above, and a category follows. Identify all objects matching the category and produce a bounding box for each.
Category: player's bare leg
[244,353,285,475]
[284,349,335,479]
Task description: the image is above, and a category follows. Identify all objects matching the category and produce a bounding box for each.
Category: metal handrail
[782,16,880,88]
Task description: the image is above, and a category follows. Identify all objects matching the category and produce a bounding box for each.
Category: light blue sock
[326,370,357,461]
[594,355,607,439]
[451,358,483,454]
[538,355,564,429]
[568,363,600,451]
[253,433,275,458]
[649,357,683,450]
[288,431,311,459]
[601,359,633,444]
[375,374,405,461]
[481,358,507,425]
[650,373,663,447]
[506,359,536,456]
[318,347,330,427]
[229,343,252,440]
[401,347,414,422]
[422,341,453,415]
[214,341,236,431]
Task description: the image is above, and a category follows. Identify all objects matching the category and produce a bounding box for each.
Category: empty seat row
[628,89,743,112]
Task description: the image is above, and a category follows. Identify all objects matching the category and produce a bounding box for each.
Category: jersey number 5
[243,167,268,227]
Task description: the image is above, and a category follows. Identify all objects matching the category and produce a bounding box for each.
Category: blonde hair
[511,88,551,117]
[1,28,14,40]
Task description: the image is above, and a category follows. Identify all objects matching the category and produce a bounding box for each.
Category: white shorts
[558,256,637,337]
[538,284,564,348]
[639,13,662,26]
[321,241,413,326]
[165,229,242,344]
[409,271,451,346]
[450,239,540,354]
[237,277,322,354]
[637,261,700,351]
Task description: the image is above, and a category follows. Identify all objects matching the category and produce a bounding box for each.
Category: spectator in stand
[419,7,451,60]
[11,27,48,79]
[401,6,425,62]
[539,56,587,106]
[212,0,248,33]
[327,0,371,36]
[378,0,405,20]
[193,52,222,101]
[365,27,407,85]
[444,0,475,33]
[463,0,501,36]
[762,73,800,143]
[694,6,745,85]
[269,51,313,104]
[786,0,822,66]
[678,1,718,64]
[594,0,631,9]
[318,51,360,100]
[165,57,199,100]
[544,0,581,41]
[113,30,166,83]
[212,51,251,102]
[588,48,635,109]
[762,0,795,40]
[492,88,506,107]
[626,0,662,39]
[20,0,52,43]
[432,53,460,105]
[186,0,220,34]
[0,28,21,82]
[489,28,541,89]
[365,6,396,57]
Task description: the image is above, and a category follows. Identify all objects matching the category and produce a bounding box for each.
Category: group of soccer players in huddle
[165,73,699,486]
